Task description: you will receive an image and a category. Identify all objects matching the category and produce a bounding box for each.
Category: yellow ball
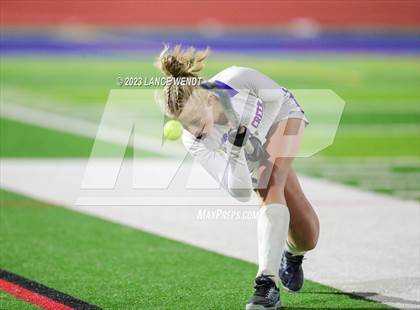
[163,120,183,140]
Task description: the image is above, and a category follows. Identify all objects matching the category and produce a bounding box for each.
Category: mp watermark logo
[76,87,345,207]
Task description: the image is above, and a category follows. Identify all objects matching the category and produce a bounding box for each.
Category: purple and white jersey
[182,66,308,198]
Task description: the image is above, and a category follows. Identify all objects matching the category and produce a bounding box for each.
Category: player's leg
[285,168,319,252]
[279,168,319,292]
[246,118,304,310]
[256,117,305,204]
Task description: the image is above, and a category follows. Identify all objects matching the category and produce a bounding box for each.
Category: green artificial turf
[0,117,161,158]
[0,291,37,310]
[1,55,418,157]
[1,54,419,200]
[0,189,392,309]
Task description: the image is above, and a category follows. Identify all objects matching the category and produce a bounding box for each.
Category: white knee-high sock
[257,203,290,287]
[285,239,307,256]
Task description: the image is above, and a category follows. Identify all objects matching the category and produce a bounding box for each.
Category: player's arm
[182,130,253,202]
[237,67,287,103]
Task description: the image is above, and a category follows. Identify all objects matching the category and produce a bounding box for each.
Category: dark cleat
[246,274,281,310]
[279,251,304,292]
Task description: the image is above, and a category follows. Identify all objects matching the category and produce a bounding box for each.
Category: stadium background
[0,1,419,309]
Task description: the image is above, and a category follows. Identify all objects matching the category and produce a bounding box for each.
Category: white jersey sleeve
[182,130,253,202]
[211,66,288,110]
[181,66,295,202]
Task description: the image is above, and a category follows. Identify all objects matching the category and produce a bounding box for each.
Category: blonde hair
[155,44,210,119]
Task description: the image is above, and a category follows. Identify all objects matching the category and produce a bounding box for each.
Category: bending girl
[155,45,319,310]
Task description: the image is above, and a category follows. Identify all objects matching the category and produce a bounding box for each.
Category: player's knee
[301,236,318,251]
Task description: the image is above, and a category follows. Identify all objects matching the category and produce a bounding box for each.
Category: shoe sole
[245,300,281,310]
[281,283,303,293]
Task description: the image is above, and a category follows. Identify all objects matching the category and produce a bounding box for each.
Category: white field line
[1,159,419,309]
[0,102,186,158]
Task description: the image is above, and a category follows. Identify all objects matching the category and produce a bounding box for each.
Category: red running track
[1,0,419,26]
